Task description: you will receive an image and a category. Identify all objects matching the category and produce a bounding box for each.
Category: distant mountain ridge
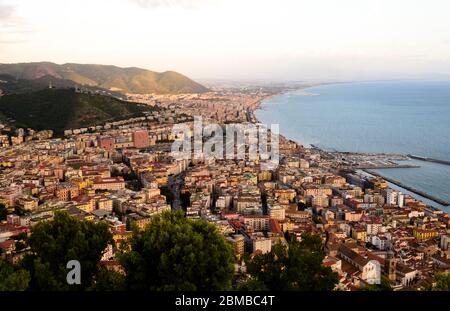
[0,62,208,94]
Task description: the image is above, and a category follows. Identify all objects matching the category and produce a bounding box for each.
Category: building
[274,189,297,202]
[413,228,439,240]
[55,183,79,201]
[126,213,151,229]
[338,244,381,285]
[352,227,367,242]
[440,234,450,251]
[98,136,115,150]
[92,177,126,191]
[371,235,390,251]
[227,234,245,258]
[252,237,272,254]
[243,216,270,231]
[16,196,39,211]
[133,130,150,148]
[97,198,113,211]
[268,205,285,221]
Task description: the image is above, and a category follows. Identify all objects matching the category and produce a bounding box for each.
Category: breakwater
[364,170,450,206]
[408,154,450,166]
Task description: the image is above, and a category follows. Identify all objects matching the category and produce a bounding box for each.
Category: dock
[364,169,450,206]
[408,154,450,166]
[355,164,420,169]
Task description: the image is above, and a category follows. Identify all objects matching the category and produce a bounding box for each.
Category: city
[1,85,449,292]
[1,0,450,308]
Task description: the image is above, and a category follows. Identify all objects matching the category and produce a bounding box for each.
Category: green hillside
[0,62,208,94]
[0,88,157,135]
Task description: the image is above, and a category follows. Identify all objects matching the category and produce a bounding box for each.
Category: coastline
[249,85,450,213]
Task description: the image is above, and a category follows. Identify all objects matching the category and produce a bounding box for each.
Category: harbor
[364,169,450,206]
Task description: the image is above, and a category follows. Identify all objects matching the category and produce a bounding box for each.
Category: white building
[339,244,381,285]
[268,205,285,221]
[252,237,272,254]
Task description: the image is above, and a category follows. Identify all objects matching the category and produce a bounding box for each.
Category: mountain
[0,62,209,94]
[0,88,158,135]
[0,73,77,94]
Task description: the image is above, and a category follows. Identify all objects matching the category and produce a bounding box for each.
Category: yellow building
[413,228,439,240]
[352,228,367,242]
[258,170,272,182]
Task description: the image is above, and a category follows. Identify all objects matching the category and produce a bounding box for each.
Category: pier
[408,154,450,166]
[364,170,450,206]
[354,164,420,169]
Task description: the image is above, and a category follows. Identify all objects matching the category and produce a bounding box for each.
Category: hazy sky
[1,0,450,81]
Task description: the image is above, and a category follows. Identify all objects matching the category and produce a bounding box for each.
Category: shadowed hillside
[0,88,158,135]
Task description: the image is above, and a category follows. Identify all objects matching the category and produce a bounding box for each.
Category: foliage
[120,210,234,291]
[13,206,27,216]
[243,234,339,291]
[0,259,30,291]
[432,272,450,291]
[180,191,191,209]
[160,186,174,205]
[88,267,126,291]
[360,276,393,291]
[0,89,157,135]
[297,202,307,211]
[0,203,7,221]
[21,211,112,290]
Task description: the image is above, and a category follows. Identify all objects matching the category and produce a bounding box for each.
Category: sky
[1,0,450,82]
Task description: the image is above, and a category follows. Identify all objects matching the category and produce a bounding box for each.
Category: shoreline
[249,87,450,213]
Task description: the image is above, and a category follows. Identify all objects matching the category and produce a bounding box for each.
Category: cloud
[0,38,25,44]
[129,0,204,9]
[0,1,14,20]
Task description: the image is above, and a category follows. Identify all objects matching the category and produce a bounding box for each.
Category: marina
[364,170,450,206]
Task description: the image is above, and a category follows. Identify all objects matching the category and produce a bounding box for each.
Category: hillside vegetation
[0,88,157,135]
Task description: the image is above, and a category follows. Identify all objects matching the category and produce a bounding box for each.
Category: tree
[432,272,450,291]
[243,233,338,291]
[21,211,112,291]
[120,210,234,291]
[360,276,393,291]
[88,267,126,291]
[180,191,191,209]
[160,186,174,206]
[297,202,307,211]
[0,203,8,221]
[0,259,30,291]
[14,206,27,217]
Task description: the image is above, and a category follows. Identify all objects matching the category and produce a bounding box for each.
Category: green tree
[21,211,112,291]
[120,210,234,291]
[0,203,8,221]
[0,259,30,291]
[243,233,338,291]
[88,267,126,291]
[360,276,393,291]
[432,272,450,291]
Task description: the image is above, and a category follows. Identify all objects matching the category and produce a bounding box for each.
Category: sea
[255,80,450,212]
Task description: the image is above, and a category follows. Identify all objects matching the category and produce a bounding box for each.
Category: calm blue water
[256,81,450,212]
